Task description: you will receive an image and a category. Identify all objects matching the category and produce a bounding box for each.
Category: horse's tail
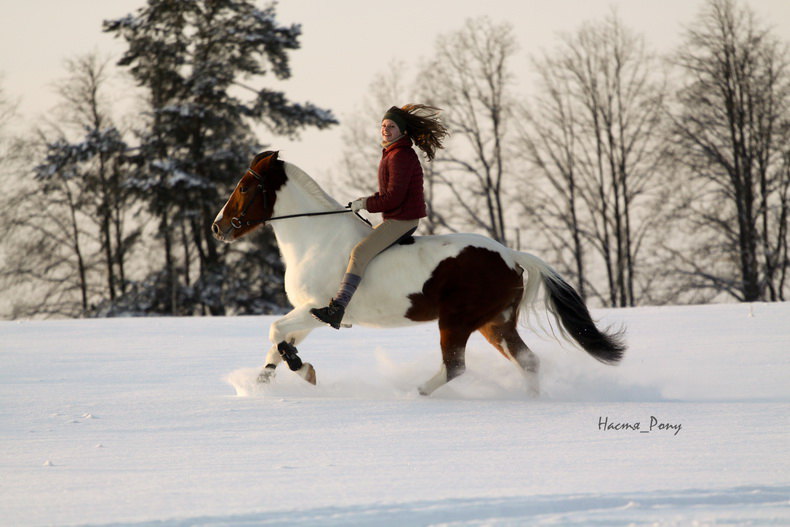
[512,251,626,365]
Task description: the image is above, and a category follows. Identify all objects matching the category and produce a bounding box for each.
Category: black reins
[230,167,371,229]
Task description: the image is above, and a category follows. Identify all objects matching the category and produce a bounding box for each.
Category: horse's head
[212,151,286,243]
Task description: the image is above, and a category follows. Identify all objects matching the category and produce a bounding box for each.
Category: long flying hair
[385,104,448,161]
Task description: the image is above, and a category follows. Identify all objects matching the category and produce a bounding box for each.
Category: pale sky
[2,0,789,186]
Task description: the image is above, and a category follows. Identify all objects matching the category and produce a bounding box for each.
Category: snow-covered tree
[56,55,137,303]
[104,0,337,315]
[0,57,136,318]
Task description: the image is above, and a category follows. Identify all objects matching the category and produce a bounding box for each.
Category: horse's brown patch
[214,151,288,240]
[405,246,524,330]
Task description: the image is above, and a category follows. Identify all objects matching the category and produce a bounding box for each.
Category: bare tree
[0,135,95,317]
[518,63,589,298]
[518,13,669,306]
[0,79,20,182]
[0,81,91,318]
[0,56,136,318]
[55,54,136,302]
[418,18,519,245]
[0,81,31,316]
[670,0,790,302]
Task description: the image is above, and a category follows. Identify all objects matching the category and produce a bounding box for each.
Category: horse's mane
[282,162,343,209]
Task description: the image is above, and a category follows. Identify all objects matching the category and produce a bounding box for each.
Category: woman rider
[311,104,448,329]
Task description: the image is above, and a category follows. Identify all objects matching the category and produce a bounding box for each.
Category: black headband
[382,109,408,133]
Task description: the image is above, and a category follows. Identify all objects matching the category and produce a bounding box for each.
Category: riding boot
[310,273,361,329]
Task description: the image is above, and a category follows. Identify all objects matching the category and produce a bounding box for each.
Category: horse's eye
[240,186,249,194]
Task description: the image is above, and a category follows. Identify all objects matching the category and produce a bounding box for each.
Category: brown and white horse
[212,151,625,396]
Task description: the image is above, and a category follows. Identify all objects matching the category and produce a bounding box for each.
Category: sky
[2,0,790,187]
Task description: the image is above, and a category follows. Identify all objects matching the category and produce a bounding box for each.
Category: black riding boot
[310,299,346,329]
[311,273,361,329]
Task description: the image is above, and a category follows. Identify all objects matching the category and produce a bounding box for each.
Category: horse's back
[347,232,520,328]
[373,231,513,274]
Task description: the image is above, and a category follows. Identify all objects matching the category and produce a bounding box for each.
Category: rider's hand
[349,198,367,212]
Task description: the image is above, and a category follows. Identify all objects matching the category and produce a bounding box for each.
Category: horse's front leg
[258,329,315,384]
[258,305,323,385]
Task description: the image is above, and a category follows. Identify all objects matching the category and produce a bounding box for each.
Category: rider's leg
[311,218,419,328]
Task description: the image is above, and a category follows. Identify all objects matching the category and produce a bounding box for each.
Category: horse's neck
[270,164,364,270]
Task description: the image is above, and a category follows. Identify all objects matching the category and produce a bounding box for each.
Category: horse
[212,151,625,396]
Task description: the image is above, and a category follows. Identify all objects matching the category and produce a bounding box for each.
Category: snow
[1,302,788,526]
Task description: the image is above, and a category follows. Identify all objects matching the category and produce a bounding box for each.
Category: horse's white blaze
[213,202,233,242]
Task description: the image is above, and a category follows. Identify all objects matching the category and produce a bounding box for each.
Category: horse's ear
[254,150,280,171]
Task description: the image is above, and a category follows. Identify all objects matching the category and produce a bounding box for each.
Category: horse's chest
[283,264,342,305]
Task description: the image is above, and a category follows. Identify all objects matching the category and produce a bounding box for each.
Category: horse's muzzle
[211,221,232,242]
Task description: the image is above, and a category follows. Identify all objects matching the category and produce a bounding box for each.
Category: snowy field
[1,302,788,526]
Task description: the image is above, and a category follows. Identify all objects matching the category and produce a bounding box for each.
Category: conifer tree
[104,0,337,315]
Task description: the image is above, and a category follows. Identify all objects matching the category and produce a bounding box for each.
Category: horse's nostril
[211,223,219,235]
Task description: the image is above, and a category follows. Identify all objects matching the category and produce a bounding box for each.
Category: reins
[233,208,367,228]
[230,168,372,229]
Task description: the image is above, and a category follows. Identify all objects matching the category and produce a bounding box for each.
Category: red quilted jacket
[365,136,427,220]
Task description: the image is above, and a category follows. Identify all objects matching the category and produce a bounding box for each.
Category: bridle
[230,167,371,229]
[229,167,267,229]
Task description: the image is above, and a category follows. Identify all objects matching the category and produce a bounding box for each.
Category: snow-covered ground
[1,302,788,526]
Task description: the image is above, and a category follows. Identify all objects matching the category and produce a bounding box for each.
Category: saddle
[394,227,418,246]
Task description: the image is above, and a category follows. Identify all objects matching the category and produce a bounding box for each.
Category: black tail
[543,273,626,364]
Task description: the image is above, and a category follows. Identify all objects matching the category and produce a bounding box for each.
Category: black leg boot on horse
[311,273,361,329]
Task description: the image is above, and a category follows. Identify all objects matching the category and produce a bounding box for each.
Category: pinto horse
[212,151,625,396]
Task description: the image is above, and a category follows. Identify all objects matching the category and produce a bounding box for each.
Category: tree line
[337,0,789,307]
[0,0,336,318]
[0,0,787,319]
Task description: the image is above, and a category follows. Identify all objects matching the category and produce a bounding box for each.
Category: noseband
[230,167,371,229]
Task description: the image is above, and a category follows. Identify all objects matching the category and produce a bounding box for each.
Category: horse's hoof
[296,363,316,385]
[257,364,277,384]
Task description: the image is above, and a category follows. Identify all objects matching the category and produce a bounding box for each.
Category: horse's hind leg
[479,316,540,397]
[419,323,471,396]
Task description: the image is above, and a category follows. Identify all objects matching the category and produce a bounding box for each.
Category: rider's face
[381,119,403,143]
